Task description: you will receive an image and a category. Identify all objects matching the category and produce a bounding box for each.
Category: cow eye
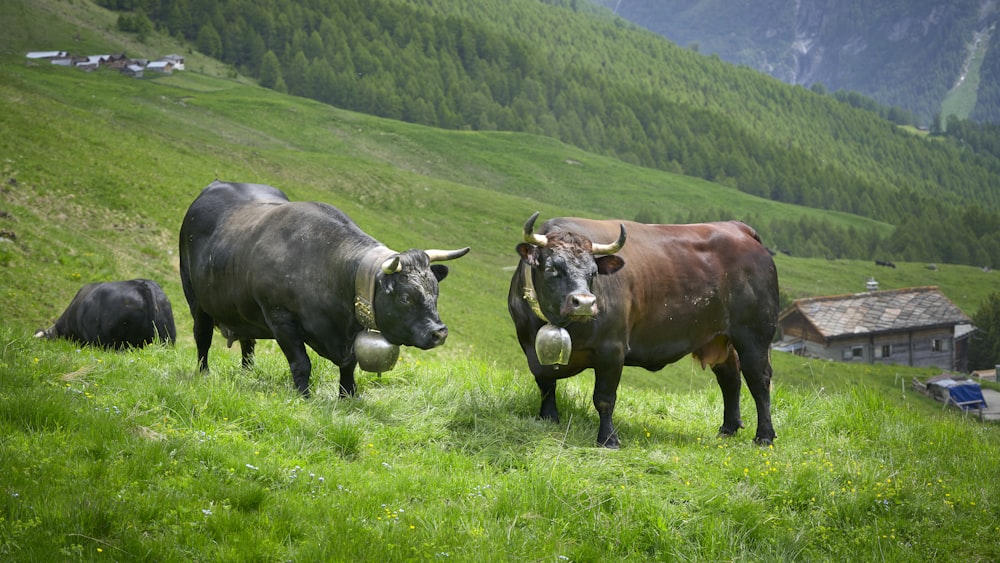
[399,291,423,307]
[544,265,558,277]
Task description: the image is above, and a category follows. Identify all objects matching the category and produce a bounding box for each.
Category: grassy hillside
[3,3,1000,560]
[5,327,1000,561]
[4,55,998,368]
[54,0,1000,268]
[941,23,991,124]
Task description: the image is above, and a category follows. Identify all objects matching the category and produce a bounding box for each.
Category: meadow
[3,2,1000,560]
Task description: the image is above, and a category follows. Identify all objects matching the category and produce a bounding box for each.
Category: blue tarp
[928,378,988,410]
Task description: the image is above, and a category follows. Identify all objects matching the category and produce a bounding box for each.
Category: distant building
[161,54,185,70]
[25,50,178,76]
[775,286,974,371]
[75,54,110,71]
[104,53,129,69]
[121,64,144,78]
[25,51,68,60]
[145,60,173,74]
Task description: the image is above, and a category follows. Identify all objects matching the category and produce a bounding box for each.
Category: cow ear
[516,243,540,266]
[430,264,449,282]
[595,255,625,275]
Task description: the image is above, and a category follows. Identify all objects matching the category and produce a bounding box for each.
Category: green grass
[3,329,1000,561]
[3,2,1000,560]
[941,27,991,125]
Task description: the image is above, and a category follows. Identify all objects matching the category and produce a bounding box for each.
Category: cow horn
[425,247,471,262]
[523,211,548,247]
[380,255,402,274]
[591,223,627,255]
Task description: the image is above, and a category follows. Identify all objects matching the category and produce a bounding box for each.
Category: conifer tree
[969,292,1000,370]
[259,50,282,90]
[197,24,222,59]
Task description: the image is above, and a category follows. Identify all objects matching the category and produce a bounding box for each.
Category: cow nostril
[565,293,598,317]
[432,327,448,345]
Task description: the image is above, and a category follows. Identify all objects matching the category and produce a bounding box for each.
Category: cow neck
[354,245,398,331]
[520,262,551,324]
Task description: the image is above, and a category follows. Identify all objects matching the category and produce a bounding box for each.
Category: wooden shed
[776,286,974,371]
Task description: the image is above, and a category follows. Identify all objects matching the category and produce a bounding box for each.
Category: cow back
[46,279,175,349]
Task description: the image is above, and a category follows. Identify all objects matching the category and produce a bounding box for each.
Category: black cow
[508,213,779,448]
[35,279,176,349]
[178,181,469,396]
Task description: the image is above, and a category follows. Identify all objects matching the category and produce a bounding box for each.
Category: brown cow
[508,213,779,448]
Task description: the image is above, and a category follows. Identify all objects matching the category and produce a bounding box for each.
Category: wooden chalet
[776,286,974,371]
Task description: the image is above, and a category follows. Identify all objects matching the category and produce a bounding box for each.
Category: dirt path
[981,388,1000,421]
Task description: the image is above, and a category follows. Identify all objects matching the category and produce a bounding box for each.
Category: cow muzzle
[415,325,448,349]
[562,293,598,320]
[430,326,448,347]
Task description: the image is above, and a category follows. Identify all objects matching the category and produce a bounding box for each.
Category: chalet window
[844,346,864,360]
[931,339,949,352]
[877,344,892,358]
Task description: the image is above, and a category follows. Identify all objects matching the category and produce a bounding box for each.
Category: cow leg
[535,376,559,422]
[712,353,745,438]
[593,360,623,449]
[239,339,256,369]
[275,338,312,397]
[192,308,214,372]
[266,313,313,397]
[741,349,776,446]
[338,360,357,398]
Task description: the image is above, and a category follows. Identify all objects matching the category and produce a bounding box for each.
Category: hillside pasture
[3,329,1000,561]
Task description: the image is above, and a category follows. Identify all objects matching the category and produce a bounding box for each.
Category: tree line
[103,0,1000,268]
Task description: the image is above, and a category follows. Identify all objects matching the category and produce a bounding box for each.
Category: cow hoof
[597,434,620,449]
[753,436,775,447]
[717,427,739,438]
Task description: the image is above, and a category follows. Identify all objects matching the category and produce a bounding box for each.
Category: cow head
[371,247,469,349]
[516,212,626,325]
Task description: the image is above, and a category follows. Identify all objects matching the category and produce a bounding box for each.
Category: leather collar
[520,262,549,324]
[354,246,397,330]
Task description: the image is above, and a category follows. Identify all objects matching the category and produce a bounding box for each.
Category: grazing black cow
[35,279,176,349]
[178,181,469,396]
[508,213,780,448]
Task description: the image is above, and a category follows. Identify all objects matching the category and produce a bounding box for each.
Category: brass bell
[535,323,571,365]
[354,330,400,373]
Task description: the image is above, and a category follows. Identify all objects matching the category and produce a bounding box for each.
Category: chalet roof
[779,286,971,340]
[26,51,68,59]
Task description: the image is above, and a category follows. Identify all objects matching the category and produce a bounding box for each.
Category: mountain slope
[108,0,1000,267]
[592,0,997,126]
[10,0,1000,269]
